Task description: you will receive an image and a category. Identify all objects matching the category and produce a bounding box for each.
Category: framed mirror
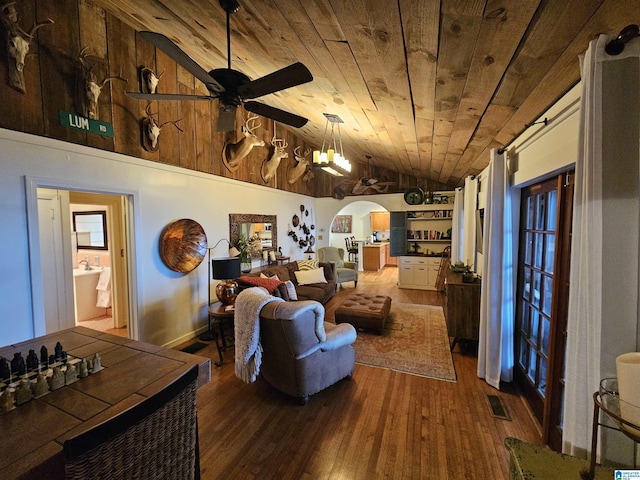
[229,214,277,257]
[73,211,108,250]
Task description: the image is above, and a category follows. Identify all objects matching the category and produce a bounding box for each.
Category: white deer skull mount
[222,114,265,173]
[141,103,183,152]
[287,146,312,185]
[77,46,127,120]
[141,66,163,94]
[0,2,53,93]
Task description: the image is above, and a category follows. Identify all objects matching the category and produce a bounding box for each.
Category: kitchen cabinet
[384,243,397,266]
[397,256,440,290]
[370,211,390,231]
[363,244,386,271]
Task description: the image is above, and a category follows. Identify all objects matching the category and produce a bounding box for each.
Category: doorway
[514,171,574,450]
[34,187,133,339]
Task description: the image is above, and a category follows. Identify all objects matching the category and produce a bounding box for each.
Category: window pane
[531,309,540,346]
[533,272,541,308]
[536,194,546,230]
[523,267,532,301]
[543,275,553,315]
[518,335,527,369]
[526,197,534,229]
[534,233,543,269]
[521,303,530,335]
[544,234,555,273]
[525,232,533,266]
[547,190,557,230]
[542,316,551,357]
[527,346,537,382]
[538,358,547,396]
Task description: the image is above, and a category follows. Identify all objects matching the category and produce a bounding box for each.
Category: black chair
[63,364,200,480]
[345,236,359,262]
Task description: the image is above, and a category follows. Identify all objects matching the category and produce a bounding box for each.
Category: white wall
[0,128,317,347]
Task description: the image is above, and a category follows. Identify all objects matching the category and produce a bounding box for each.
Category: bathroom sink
[73,267,103,277]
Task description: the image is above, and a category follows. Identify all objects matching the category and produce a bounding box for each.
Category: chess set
[0,341,104,414]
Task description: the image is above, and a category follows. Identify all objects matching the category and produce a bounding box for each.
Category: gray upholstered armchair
[259,300,357,404]
[317,246,358,289]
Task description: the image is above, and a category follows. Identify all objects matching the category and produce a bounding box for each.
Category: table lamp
[212,257,241,305]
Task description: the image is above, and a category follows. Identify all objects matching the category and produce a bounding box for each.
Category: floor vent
[487,394,511,421]
[180,341,207,354]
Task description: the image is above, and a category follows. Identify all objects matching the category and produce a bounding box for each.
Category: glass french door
[514,172,573,451]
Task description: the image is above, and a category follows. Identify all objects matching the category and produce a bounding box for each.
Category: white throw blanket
[234,287,284,383]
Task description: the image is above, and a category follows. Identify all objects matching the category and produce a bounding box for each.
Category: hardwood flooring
[185,267,543,479]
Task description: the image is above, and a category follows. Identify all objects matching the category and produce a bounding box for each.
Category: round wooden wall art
[160,219,207,273]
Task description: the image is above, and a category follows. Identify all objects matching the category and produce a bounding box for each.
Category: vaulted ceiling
[94,0,633,188]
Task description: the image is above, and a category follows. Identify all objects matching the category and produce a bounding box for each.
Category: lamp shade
[212,257,241,280]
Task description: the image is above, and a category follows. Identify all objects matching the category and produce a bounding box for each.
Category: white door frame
[25,176,138,339]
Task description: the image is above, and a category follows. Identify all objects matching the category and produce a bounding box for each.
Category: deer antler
[244,114,261,134]
[101,67,127,87]
[159,119,183,132]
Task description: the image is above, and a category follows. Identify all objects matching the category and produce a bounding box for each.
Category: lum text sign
[59,110,114,138]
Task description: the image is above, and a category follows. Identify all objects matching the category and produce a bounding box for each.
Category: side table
[202,301,235,366]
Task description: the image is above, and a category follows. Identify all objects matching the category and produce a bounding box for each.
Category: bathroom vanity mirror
[229,214,277,256]
[73,211,108,250]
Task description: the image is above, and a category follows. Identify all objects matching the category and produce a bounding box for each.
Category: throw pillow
[294,267,327,285]
[284,280,298,300]
[260,273,280,281]
[238,276,283,294]
[297,259,319,270]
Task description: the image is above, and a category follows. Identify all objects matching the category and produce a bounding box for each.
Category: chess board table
[0,326,210,480]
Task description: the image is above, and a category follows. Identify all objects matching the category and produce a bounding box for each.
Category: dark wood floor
[183,267,543,479]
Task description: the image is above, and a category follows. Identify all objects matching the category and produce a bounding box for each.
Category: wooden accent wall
[0,0,448,198]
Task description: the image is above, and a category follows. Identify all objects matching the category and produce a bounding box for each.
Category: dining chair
[344,236,358,262]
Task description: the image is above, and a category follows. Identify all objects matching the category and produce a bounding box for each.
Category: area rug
[353,303,457,382]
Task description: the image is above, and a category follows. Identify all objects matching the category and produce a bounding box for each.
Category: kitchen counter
[363,243,388,271]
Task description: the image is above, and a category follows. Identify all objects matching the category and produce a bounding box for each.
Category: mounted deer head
[287,145,312,184]
[222,114,265,172]
[261,131,288,183]
[77,47,127,119]
[141,103,183,152]
[141,66,163,94]
[0,3,53,93]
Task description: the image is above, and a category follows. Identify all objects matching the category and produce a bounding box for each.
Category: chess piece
[0,358,10,381]
[54,342,63,360]
[0,388,15,413]
[78,358,89,378]
[31,373,50,398]
[40,345,48,364]
[48,354,55,365]
[15,379,33,405]
[64,363,77,385]
[26,349,38,372]
[91,353,103,373]
[47,367,65,391]
[11,353,26,376]
[61,351,68,363]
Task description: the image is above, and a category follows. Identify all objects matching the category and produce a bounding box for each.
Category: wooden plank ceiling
[93,0,635,187]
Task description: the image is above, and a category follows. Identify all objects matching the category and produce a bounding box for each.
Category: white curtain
[562,36,606,458]
[451,187,464,263]
[462,176,477,268]
[477,149,518,389]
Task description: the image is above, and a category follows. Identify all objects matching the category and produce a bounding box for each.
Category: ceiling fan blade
[217,106,237,132]
[139,31,225,94]
[238,62,313,100]
[244,101,308,128]
[126,92,214,101]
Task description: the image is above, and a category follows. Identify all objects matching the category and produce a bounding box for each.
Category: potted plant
[236,234,260,273]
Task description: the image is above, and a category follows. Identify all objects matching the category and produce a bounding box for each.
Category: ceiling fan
[126,0,313,132]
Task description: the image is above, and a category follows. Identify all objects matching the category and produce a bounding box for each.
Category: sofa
[258,299,356,404]
[237,260,336,304]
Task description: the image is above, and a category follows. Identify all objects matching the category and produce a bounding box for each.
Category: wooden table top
[0,326,210,480]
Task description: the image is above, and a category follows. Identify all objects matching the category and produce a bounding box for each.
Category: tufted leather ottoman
[335,293,392,335]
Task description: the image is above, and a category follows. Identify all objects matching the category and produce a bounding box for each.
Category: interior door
[514,171,574,450]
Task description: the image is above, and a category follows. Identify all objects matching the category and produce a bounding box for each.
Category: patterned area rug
[353,303,457,382]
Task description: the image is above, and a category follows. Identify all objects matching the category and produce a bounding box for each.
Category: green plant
[236,234,260,258]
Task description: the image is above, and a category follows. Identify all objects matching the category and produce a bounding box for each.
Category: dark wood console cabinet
[445,270,481,351]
